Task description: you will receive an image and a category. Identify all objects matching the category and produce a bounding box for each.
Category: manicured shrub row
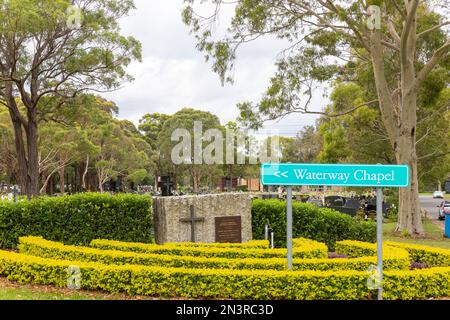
[0,194,377,252]
[386,242,450,267]
[18,237,409,271]
[164,240,269,249]
[383,267,450,300]
[336,240,450,269]
[0,193,153,248]
[1,249,449,299]
[335,240,379,258]
[90,238,328,259]
[252,199,376,250]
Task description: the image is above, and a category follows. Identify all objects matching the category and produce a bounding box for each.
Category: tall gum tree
[0,0,142,197]
[182,0,450,235]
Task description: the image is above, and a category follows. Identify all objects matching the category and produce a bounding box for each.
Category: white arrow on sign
[274,171,289,178]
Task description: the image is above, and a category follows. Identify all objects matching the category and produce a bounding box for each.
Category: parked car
[433,191,444,199]
[438,201,450,220]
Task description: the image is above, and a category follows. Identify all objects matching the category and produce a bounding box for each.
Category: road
[420,195,445,228]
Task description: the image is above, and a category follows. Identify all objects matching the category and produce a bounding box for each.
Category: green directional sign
[261,163,410,188]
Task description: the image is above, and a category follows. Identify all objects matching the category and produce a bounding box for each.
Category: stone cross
[179,205,205,242]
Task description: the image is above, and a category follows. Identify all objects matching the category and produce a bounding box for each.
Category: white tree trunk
[82,155,89,191]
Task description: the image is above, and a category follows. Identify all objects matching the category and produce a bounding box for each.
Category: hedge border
[0,249,449,300]
[19,237,409,272]
[89,239,328,259]
[385,241,450,267]
[164,240,269,249]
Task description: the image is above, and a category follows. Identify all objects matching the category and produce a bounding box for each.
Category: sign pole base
[376,187,383,300]
[286,186,293,271]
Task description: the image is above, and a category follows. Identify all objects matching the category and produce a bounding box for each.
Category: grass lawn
[0,287,97,300]
[0,277,158,300]
[384,218,450,249]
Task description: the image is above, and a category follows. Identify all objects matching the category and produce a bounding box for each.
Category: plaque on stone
[215,216,242,243]
[153,194,252,244]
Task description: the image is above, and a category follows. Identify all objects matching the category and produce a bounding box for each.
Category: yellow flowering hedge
[18,237,409,271]
[164,240,269,249]
[336,240,450,266]
[0,249,449,299]
[385,242,450,267]
[335,240,378,257]
[89,238,328,259]
[2,236,450,299]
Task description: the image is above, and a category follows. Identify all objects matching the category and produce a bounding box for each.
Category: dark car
[438,201,450,220]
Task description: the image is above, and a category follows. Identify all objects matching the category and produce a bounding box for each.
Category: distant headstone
[153,193,252,244]
[158,175,175,197]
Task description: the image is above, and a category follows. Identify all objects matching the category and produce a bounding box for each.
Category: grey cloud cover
[103,0,326,136]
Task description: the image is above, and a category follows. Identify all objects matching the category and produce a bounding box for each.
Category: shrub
[0,193,153,248]
[0,248,448,299]
[336,240,450,269]
[164,240,269,249]
[90,238,328,259]
[335,240,378,257]
[334,240,412,270]
[19,237,409,271]
[252,199,376,250]
[386,242,450,267]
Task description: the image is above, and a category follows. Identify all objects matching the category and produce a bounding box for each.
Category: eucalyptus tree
[182,0,449,234]
[92,119,149,193]
[157,108,225,192]
[139,113,172,188]
[0,0,141,196]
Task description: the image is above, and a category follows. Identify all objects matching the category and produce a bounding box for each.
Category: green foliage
[0,193,153,249]
[275,126,323,163]
[2,238,450,299]
[252,199,376,250]
[90,238,328,260]
[387,242,450,267]
[19,236,409,272]
[156,108,225,191]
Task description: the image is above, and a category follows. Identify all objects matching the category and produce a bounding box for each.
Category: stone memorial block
[153,193,252,244]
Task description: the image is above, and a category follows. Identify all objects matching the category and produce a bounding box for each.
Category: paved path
[420,195,445,229]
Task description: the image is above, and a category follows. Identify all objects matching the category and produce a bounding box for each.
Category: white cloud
[103,0,327,136]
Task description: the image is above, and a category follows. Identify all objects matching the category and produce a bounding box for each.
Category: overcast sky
[103,0,328,137]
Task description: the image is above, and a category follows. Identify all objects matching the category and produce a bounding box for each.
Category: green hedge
[19,237,409,271]
[0,194,375,251]
[252,199,376,250]
[386,242,450,267]
[90,238,328,259]
[0,193,153,248]
[1,248,449,299]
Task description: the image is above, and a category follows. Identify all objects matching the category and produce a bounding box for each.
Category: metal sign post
[286,186,293,271]
[260,162,410,296]
[376,188,383,300]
